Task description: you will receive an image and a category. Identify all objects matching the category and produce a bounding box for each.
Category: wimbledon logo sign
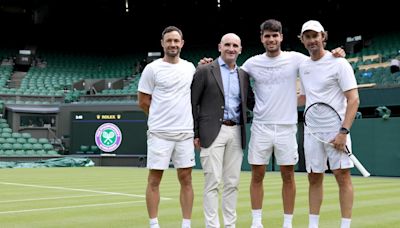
[95,123,122,152]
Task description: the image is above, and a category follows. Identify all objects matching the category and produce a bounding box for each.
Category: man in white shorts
[298,20,360,228]
[241,19,345,228]
[138,26,196,228]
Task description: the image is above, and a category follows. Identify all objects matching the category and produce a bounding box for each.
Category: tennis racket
[303,102,370,177]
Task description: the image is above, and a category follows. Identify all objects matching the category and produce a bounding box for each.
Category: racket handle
[348,154,371,177]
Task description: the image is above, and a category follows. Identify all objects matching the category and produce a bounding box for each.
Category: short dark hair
[162,26,183,39]
[260,19,282,34]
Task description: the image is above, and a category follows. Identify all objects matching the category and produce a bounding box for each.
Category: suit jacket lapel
[211,60,224,95]
[238,67,244,97]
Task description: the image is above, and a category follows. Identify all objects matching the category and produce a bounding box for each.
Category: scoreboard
[70,111,147,155]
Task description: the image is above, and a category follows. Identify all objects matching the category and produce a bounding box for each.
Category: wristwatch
[339,127,350,134]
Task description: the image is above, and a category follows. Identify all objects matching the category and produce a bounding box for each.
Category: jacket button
[219,118,222,122]
[221,106,224,109]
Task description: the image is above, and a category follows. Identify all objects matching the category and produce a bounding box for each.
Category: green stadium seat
[36,150,47,156]
[16,138,27,144]
[38,138,50,144]
[22,133,32,138]
[5,138,16,144]
[80,145,89,153]
[12,143,23,150]
[1,132,11,138]
[90,145,100,153]
[28,138,38,144]
[2,128,12,133]
[15,150,25,156]
[4,150,14,156]
[25,150,36,156]
[2,143,13,150]
[43,144,54,150]
[12,132,22,138]
[32,143,43,150]
[47,150,59,155]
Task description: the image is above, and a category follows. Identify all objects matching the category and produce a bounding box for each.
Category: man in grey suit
[191,33,255,228]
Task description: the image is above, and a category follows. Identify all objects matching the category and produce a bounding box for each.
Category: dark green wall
[194,117,400,177]
[351,117,400,177]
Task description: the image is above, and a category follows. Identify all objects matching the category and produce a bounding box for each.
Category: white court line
[0,181,172,200]
[0,200,145,215]
[0,194,105,203]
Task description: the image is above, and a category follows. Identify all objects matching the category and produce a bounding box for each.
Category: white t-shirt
[241,51,307,124]
[299,52,358,119]
[138,58,196,133]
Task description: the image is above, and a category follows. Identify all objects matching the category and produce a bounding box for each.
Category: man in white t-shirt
[241,19,305,228]
[138,26,196,228]
[241,19,345,228]
[298,20,360,228]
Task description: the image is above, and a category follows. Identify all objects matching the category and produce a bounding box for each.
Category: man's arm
[297,77,306,107]
[331,88,359,151]
[138,92,151,115]
[342,88,360,130]
[239,69,255,111]
[297,94,306,107]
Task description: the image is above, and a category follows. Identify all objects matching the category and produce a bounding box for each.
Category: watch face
[340,127,349,134]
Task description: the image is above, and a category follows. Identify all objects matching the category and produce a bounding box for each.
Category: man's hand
[194,138,201,150]
[197,57,213,65]
[331,47,346,58]
[330,133,347,151]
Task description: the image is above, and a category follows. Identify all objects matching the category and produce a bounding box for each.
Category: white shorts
[146,133,195,170]
[303,132,354,173]
[248,124,299,166]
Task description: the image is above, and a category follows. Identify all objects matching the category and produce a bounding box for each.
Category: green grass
[0,167,399,227]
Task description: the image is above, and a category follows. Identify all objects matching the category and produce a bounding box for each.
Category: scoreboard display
[70,111,147,155]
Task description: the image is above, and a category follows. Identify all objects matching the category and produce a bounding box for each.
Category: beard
[165,48,180,58]
[265,43,280,53]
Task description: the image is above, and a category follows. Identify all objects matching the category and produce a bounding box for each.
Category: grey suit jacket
[191,60,255,149]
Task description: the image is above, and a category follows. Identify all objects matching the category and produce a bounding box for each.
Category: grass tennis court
[0,167,399,227]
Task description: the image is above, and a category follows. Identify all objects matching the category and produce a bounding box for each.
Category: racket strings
[304,104,342,133]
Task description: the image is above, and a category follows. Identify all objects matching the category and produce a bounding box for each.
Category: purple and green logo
[95,123,122,152]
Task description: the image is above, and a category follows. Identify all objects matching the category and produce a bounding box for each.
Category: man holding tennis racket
[237,19,348,228]
[298,20,360,228]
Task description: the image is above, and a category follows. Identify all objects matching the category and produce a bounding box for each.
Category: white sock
[309,214,319,228]
[252,209,262,226]
[341,218,351,228]
[149,218,159,228]
[283,214,293,228]
[182,218,191,228]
